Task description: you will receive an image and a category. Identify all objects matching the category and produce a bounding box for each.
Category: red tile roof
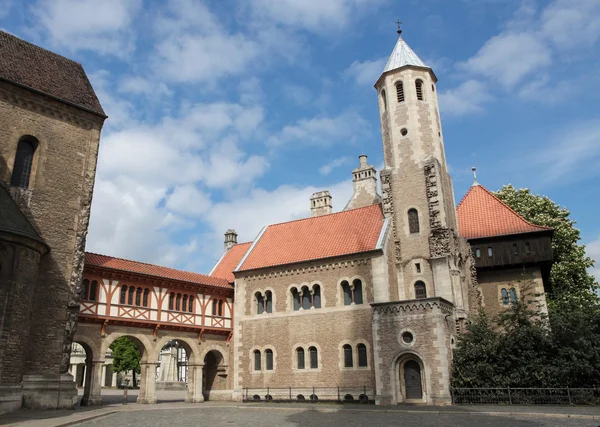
[237,204,386,272]
[84,252,231,289]
[210,242,252,282]
[457,185,551,240]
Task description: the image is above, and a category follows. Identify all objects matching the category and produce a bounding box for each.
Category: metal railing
[242,386,374,403]
[452,387,600,405]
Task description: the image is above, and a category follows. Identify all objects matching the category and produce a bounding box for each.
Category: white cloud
[319,157,349,175]
[541,0,600,50]
[439,80,493,117]
[343,57,387,86]
[166,185,212,217]
[118,76,172,97]
[587,235,600,285]
[30,0,141,56]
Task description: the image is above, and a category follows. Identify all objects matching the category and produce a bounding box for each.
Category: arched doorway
[403,360,423,400]
[203,350,224,401]
[155,339,192,403]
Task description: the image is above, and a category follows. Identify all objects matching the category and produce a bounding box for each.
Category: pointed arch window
[396,81,405,102]
[501,288,509,305]
[408,209,420,234]
[415,80,424,101]
[414,281,427,299]
[357,344,368,367]
[343,344,353,368]
[11,137,38,188]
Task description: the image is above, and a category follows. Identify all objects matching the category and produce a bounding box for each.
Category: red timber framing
[78,263,234,338]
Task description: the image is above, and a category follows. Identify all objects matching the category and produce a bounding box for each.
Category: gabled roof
[0,31,105,117]
[457,184,551,240]
[0,185,47,250]
[85,252,231,289]
[210,242,252,283]
[236,204,386,272]
[383,35,428,74]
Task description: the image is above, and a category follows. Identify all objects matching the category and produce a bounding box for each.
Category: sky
[1,0,599,281]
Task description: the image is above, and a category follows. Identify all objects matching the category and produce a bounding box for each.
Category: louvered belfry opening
[396,81,404,102]
[415,80,423,101]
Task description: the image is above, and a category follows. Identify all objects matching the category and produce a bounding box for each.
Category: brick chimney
[224,229,238,251]
[310,191,332,217]
[345,154,380,210]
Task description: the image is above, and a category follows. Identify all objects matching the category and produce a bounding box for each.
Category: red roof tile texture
[210,242,252,282]
[85,252,231,288]
[237,204,386,272]
[457,185,550,240]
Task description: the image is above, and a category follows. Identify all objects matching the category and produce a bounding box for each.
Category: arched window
[352,279,363,305]
[212,299,218,316]
[188,296,193,313]
[254,349,261,371]
[219,300,224,316]
[120,285,127,304]
[265,291,273,313]
[169,292,174,310]
[128,286,134,305]
[89,280,98,302]
[296,347,305,369]
[265,349,273,371]
[312,285,321,309]
[11,137,37,188]
[301,286,311,310]
[343,344,353,368]
[256,292,264,314]
[357,344,368,367]
[81,279,89,300]
[509,288,518,304]
[292,288,301,311]
[143,288,149,307]
[342,281,352,306]
[415,281,427,299]
[136,288,142,306]
[309,346,318,369]
[415,80,424,101]
[182,295,188,312]
[381,89,387,111]
[501,288,509,305]
[408,209,420,234]
[176,294,181,311]
[396,81,404,102]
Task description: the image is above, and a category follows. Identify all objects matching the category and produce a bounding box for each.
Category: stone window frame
[415,79,425,101]
[249,345,277,374]
[393,78,405,103]
[499,285,520,306]
[10,135,40,190]
[292,342,322,373]
[412,279,429,300]
[336,275,367,307]
[338,339,371,371]
[251,287,276,316]
[398,328,417,348]
[286,282,325,312]
[404,206,423,236]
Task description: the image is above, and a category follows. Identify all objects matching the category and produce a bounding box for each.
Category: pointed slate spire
[383,29,428,74]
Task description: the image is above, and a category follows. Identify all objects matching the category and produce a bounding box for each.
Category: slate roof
[85,252,231,289]
[0,185,47,249]
[383,35,428,74]
[457,184,551,240]
[210,242,252,282]
[236,204,387,272]
[0,30,105,117]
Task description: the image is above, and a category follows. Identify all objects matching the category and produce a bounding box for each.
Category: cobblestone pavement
[75,407,597,427]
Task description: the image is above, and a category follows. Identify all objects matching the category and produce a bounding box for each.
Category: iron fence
[452,387,600,405]
[242,386,374,404]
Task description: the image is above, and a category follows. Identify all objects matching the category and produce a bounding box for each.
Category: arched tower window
[312,285,321,309]
[292,288,301,311]
[381,89,387,111]
[414,281,427,299]
[341,281,352,306]
[343,344,353,368]
[296,347,305,369]
[408,209,420,234]
[254,349,261,371]
[301,286,311,310]
[255,292,264,315]
[11,137,38,188]
[309,346,318,369]
[396,81,404,102]
[265,349,274,370]
[415,80,424,101]
[265,291,273,313]
[357,344,368,367]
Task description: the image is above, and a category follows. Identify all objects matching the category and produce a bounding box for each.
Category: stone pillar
[185,364,204,403]
[111,371,117,387]
[80,361,91,404]
[81,361,104,406]
[137,362,159,404]
[70,364,77,380]
[101,365,107,388]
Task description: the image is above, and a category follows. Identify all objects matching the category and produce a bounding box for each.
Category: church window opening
[488,247,493,257]
[415,80,424,101]
[301,286,311,310]
[414,281,427,299]
[11,136,38,189]
[312,285,321,308]
[415,263,421,274]
[408,209,420,234]
[509,288,518,303]
[396,81,405,102]
[381,89,387,111]
[402,331,414,344]
[120,285,127,304]
[143,288,149,307]
[353,279,363,304]
[256,292,264,314]
[292,288,301,311]
[475,248,481,258]
[265,291,273,313]
[254,350,261,371]
[128,286,134,305]
[357,344,368,367]
[309,346,318,369]
[342,281,352,305]
[501,288,509,305]
[343,344,353,368]
[265,349,274,370]
[297,347,305,369]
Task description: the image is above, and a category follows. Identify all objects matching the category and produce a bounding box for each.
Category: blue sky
[1,0,599,280]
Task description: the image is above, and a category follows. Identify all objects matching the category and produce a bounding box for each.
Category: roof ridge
[266,203,383,228]
[85,251,215,279]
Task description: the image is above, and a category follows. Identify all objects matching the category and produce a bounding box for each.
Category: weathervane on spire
[395,19,402,35]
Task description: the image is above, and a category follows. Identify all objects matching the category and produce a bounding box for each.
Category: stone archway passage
[403,360,423,400]
[203,350,224,401]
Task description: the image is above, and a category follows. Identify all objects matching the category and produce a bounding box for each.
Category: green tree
[494,185,599,306]
[109,337,141,385]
